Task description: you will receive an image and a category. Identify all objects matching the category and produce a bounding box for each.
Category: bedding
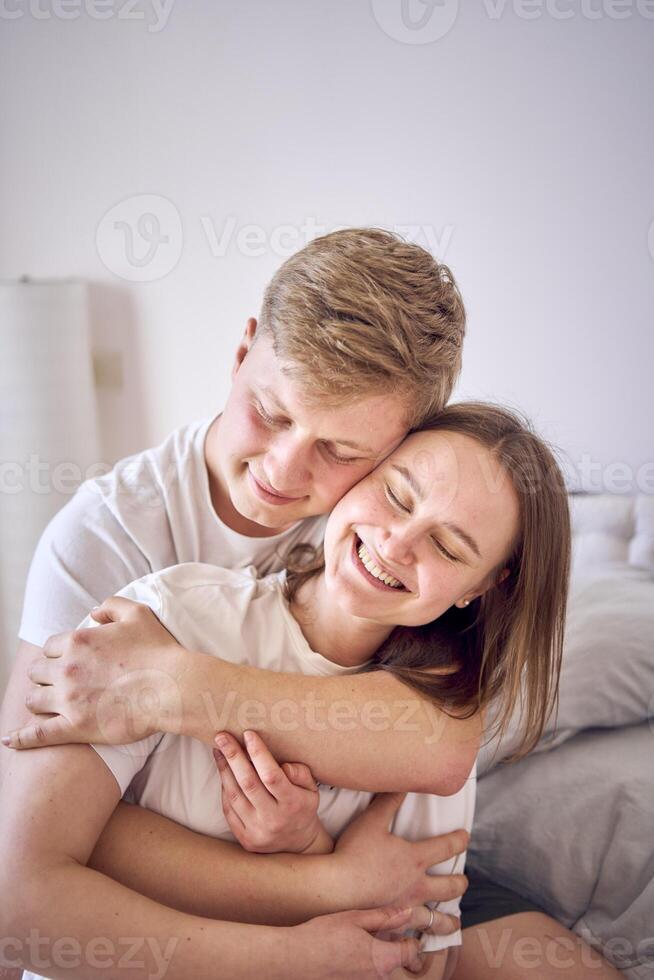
[468,722,654,978]
[469,493,654,977]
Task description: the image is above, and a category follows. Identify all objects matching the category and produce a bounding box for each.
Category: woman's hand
[213,729,333,854]
[1,597,188,749]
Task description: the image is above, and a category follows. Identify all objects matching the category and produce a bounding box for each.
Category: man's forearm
[7,859,294,980]
[176,651,478,794]
[89,801,347,926]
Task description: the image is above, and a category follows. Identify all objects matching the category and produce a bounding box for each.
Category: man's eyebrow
[257,386,375,454]
[391,464,482,559]
[329,437,376,454]
[258,385,287,411]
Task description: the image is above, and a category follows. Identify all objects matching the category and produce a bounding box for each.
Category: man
[1,229,619,979]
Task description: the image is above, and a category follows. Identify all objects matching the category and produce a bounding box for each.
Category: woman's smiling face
[323,428,521,628]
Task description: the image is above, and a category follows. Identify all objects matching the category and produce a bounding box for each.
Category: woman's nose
[377,528,414,565]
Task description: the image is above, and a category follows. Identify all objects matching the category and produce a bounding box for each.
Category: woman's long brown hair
[284,402,571,764]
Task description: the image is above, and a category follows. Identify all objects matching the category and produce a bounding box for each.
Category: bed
[468,493,654,978]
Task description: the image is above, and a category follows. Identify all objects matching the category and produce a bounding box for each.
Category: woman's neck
[289,573,393,668]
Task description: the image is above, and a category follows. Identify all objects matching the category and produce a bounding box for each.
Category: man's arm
[6,600,481,795]
[88,796,468,927]
[0,663,425,980]
[0,729,288,979]
[182,654,480,795]
[2,641,468,934]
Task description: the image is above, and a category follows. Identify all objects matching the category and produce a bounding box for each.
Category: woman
[4,403,570,980]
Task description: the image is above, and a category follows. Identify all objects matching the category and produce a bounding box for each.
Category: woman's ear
[231,317,258,379]
[457,566,511,607]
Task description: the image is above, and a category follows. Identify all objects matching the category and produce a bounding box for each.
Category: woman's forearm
[176,650,479,795]
[89,801,346,926]
[8,858,293,980]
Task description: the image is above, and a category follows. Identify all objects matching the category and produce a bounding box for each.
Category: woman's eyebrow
[441,521,482,560]
[391,463,426,500]
[391,464,482,559]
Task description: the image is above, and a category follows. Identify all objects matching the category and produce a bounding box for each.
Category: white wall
[0,0,652,687]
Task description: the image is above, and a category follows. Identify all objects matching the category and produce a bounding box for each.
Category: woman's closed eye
[431,538,459,563]
[384,483,410,512]
[385,482,460,563]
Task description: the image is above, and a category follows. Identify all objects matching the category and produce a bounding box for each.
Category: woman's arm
[6,599,481,794]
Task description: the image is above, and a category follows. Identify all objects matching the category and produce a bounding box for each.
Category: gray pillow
[478,564,654,775]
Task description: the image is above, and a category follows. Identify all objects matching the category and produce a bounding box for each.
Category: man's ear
[232,317,258,380]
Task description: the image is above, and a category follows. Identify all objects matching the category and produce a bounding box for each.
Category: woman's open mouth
[350,534,409,593]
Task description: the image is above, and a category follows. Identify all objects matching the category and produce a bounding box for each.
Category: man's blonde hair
[258,228,466,427]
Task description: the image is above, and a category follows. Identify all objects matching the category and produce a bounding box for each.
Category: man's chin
[236,488,312,531]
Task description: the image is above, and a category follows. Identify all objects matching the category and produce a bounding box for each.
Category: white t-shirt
[19,421,475,974]
[18,415,326,647]
[85,563,473,955]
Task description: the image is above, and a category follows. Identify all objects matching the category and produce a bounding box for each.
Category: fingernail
[1,736,11,746]
[243,730,254,744]
[214,734,228,748]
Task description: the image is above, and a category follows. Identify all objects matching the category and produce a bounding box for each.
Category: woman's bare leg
[451,912,623,979]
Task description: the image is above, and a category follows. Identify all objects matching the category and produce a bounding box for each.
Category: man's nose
[265,436,312,493]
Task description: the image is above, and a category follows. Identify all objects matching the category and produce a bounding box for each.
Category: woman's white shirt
[87,562,476,955]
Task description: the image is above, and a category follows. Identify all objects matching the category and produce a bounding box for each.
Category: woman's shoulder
[145,561,286,604]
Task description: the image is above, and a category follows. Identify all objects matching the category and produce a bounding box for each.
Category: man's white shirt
[19,415,326,648]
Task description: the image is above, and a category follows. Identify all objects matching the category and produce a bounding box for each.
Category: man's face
[214,324,410,530]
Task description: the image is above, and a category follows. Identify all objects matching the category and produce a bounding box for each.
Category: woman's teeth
[357,540,404,589]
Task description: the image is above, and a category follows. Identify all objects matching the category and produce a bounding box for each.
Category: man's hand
[290,905,429,979]
[1,597,186,750]
[213,729,333,855]
[334,791,468,934]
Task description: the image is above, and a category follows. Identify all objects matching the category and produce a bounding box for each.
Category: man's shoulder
[86,416,214,506]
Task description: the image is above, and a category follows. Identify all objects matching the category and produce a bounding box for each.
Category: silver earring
[463,599,470,607]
